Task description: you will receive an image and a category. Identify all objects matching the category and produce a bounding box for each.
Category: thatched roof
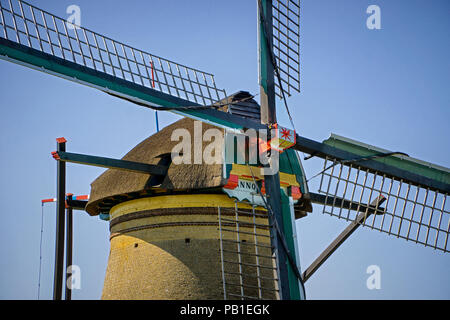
[85,117,225,215]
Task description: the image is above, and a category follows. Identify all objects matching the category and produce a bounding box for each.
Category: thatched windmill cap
[85,91,311,217]
[85,117,225,216]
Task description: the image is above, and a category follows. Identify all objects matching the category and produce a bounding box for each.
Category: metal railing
[318,157,450,252]
[0,0,227,105]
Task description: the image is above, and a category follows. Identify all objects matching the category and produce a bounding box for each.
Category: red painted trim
[41,198,56,203]
[150,61,155,88]
[289,186,302,200]
[51,151,60,160]
[224,174,239,189]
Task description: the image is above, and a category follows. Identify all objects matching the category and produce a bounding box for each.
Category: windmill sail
[312,134,450,252]
[272,0,300,98]
[0,0,263,130]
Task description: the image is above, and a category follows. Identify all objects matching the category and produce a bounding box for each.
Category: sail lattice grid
[272,0,300,98]
[318,157,449,252]
[0,0,226,105]
[218,201,280,300]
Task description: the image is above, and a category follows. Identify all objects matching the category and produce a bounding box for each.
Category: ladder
[218,201,280,300]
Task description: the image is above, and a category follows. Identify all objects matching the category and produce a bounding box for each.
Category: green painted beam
[280,192,302,300]
[295,134,450,194]
[0,38,265,131]
[323,134,450,191]
[258,0,293,300]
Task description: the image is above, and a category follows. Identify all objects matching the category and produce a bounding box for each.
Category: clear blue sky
[0,0,449,299]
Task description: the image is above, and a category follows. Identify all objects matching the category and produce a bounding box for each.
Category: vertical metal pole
[252,205,263,299]
[258,0,290,300]
[155,111,160,132]
[65,193,73,300]
[53,137,66,300]
[218,207,227,300]
[234,202,244,299]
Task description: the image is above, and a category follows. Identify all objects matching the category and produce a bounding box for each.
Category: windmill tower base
[101,194,277,300]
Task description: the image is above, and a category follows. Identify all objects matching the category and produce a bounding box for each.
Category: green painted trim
[281,149,308,194]
[323,136,450,187]
[259,0,269,93]
[281,192,301,300]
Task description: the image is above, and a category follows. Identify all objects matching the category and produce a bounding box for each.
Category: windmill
[0,0,448,300]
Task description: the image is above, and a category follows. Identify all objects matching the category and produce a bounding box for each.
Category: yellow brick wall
[101,194,277,300]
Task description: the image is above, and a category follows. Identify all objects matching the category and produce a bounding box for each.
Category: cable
[257,0,296,131]
[247,164,307,298]
[37,203,44,300]
[306,151,410,183]
[247,165,304,282]
[257,0,311,163]
[107,91,258,112]
[255,2,307,296]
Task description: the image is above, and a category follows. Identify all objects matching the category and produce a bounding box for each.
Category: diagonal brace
[302,195,386,283]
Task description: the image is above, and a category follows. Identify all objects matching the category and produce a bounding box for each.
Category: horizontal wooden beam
[66,199,88,211]
[52,151,168,175]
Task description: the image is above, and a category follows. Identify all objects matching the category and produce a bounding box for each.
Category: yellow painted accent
[229,164,299,186]
[110,194,259,220]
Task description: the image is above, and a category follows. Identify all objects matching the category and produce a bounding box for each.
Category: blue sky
[0,0,449,299]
